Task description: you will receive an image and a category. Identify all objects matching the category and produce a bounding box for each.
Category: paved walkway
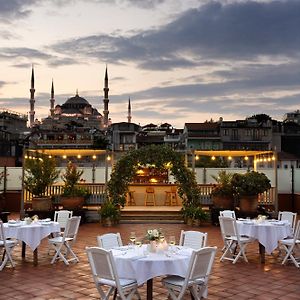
[1,220,300,299]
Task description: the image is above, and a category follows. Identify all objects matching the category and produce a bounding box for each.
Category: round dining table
[236,219,292,263]
[111,244,194,300]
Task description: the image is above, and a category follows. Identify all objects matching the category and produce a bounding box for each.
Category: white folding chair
[86,247,141,300]
[219,216,253,264]
[48,216,81,265]
[54,210,73,233]
[278,211,297,234]
[219,210,236,251]
[162,246,217,300]
[179,230,207,249]
[97,233,123,250]
[219,210,236,219]
[0,221,18,271]
[279,220,300,268]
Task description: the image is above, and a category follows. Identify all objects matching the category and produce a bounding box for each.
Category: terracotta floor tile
[1,218,300,299]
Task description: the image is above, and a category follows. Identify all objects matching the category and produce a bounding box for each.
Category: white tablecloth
[4,221,60,251]
[112,245,193,285]
[236,220,292,254]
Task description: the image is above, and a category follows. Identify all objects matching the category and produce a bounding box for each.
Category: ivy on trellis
[106,145,202,208]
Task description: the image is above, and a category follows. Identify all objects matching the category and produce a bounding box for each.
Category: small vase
[148,241,157,253]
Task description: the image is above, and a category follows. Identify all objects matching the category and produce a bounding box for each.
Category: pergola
[192,149,276,171]
[191,149,278,211]
[26,148,106,159]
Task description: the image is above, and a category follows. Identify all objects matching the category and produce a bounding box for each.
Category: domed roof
[65,94,89,105]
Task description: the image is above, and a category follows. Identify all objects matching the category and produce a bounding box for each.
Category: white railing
[23,183,106,207]
[2,166,298,207]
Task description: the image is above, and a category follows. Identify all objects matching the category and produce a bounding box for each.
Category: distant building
[183,122,221,150]
[281,121,300,158]
[136,123,183,149]
[220,117,272,151]
[30,67,111,149]
[108,122,141,151]
[283,110,300,124]
[0,109,28,166]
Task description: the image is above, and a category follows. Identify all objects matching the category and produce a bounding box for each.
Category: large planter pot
[186,217,194,226]
[212,195,234,209]
[32,197,52,211]
[101,217,113,227]
[61,196,85,210]
[239,195,258,212]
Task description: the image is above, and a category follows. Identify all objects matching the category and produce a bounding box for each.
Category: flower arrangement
[146,228,163,241]
[257,214,267,222]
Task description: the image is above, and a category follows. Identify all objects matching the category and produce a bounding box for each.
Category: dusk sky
[1,0,300,128]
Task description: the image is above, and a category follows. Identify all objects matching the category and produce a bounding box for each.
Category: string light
[228,156,232,160]
[77,154,82,159]
[62,155,67,159]
[195,155,199,160]
[92,155,97,160]
[244,156,248,161]
[211,156,216,161]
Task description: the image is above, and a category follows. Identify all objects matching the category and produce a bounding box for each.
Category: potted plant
[181,205,207,226]
[60,162,90,209]
[181,205,195,225]
[193,206,209,226]
[211,171,234,209]
[98,200,120,226]
[24,154,60,211]
[231,171,271,212]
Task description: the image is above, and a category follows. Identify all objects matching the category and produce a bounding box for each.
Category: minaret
[50,79,55,117]
[127,97,132,123]
[103,66,109,127]
[29,65,35,127]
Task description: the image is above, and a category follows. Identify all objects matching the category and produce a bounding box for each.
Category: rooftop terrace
[1,219,299,299]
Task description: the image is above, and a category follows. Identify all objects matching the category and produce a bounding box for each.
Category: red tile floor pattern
[1,219,300,300]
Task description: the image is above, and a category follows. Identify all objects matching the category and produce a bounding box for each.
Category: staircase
[120,206,183,224]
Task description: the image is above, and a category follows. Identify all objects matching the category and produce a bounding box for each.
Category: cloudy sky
[0,0,300,128]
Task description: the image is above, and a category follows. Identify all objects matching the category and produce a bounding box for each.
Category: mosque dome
[65,94,89,105]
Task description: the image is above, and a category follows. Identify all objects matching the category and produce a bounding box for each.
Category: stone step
[120,219,184,224]
[120,208,183,224]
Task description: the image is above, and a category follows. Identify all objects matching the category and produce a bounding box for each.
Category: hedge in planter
[231,171,271,212]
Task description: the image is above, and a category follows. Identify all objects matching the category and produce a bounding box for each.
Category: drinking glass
[169,236,176,246]
[129,232,136,245]
[135,240,142,248]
